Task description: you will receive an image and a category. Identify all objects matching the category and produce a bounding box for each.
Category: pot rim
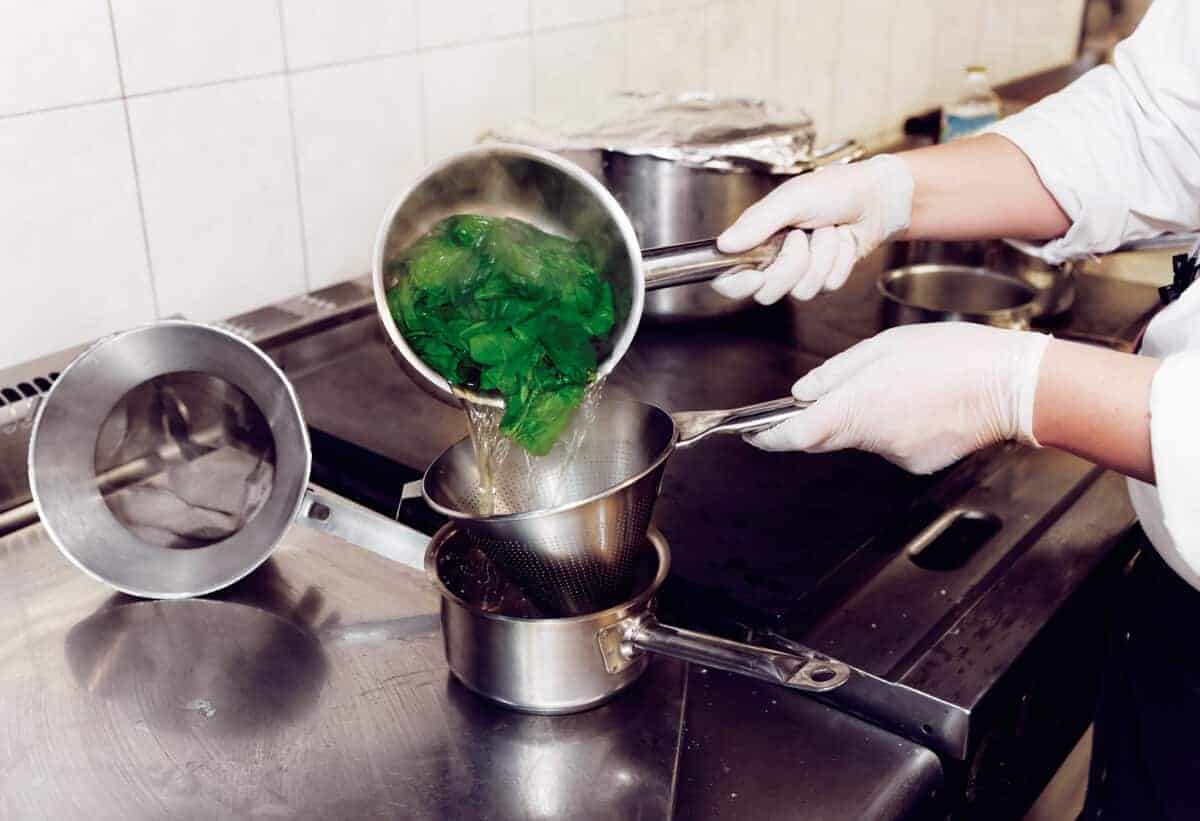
[877,263,1038,323]
[370,143,645,409]
[422,399,680,525]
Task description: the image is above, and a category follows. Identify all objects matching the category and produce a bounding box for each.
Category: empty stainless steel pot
[427,525,850,714]
[888,238,1077,318]
[29,320,426,598]
[878,264,1039,329]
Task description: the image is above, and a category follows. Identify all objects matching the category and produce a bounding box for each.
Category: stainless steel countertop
[0,495,941,820]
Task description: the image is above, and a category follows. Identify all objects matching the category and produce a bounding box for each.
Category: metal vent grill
[0,372,58,410]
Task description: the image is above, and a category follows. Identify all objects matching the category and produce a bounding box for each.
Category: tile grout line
[104,0,161,318]
[0,95,126,122]
[414,3,431,167]
[771,0,782,111]
[825,0,846,143]
[874,0,893,142]
[528,2,536,117]
[0,17,629,125]
[275,0,313,293]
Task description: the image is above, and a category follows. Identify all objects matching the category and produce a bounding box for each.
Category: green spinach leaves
[387,215,615,455]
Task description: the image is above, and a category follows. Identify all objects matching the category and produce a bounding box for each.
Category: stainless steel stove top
[0,246,1160,819]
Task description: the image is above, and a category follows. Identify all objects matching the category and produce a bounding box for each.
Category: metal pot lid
[483,91,817,173]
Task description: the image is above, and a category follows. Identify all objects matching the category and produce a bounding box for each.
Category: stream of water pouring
[542,379,605,508]
[455,388,511,517]
[457,379,605,516]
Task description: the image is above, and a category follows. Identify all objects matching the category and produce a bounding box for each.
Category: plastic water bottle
[939,66,1001,142]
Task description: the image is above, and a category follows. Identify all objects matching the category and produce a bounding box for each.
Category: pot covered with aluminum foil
[486,92,862,321]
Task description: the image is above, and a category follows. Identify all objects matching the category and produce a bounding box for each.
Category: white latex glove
[712,154,915,304]
[748,324,1051,474]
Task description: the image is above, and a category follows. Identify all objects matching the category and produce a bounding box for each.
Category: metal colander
[422,396,809,616]
[423,399,675,615]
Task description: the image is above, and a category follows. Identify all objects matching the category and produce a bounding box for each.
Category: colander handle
[616,615,850,694]
[641,233,786,291]
[672,396,812,449]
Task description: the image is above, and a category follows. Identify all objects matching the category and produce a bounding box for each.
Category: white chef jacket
[988,0,1200,591]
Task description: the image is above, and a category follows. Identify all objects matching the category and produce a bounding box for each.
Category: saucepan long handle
[672,396,811,449]
[638,141,865,291]
[300,487,428,571]
[623,615,850,694]
[641,234,786,290]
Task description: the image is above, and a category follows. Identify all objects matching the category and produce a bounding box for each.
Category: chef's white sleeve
[1130,350,1200,589]
[986,0,1200,264]
[1126,283,1200,591]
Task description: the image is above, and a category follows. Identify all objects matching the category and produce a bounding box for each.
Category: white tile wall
[291,57,425,289]
[126,77,305,321]
[110,0,284,94]
[421,37,532,162]
[830,0,894,142]
[0,102,155,366]
[980,0,1021,84]
[0,0,121,117]
[626,10,706,95]
[0,0,1087,370]
[705,0,777,98]
[534,22,627,120]
[419,0,529,48]
[887,0,938,131]
[281,0,419,69]
[626,0,706,14]
[532,0,624,30]
[931,0,984,103]
[775,2,840,141]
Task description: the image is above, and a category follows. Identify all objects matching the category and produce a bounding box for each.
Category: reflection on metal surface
[0,514,685,820]
[65,598,328,735]
[440,670,678,820]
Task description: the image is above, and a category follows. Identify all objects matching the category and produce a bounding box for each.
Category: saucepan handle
[641,233,786,291]
[610,614,850,694]
[671,396,811,449]
[300,487,428,571]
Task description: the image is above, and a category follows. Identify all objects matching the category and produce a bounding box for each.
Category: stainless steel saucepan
[29,320,427,598]
[422,396,808,616]
[878,264,1041,329]
[372,144,785,409]
[426,524,851,715]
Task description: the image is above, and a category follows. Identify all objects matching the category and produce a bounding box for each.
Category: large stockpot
[426,524,851,714]
[563,140,864,321]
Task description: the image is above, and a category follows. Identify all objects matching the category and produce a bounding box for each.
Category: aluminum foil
[483,91,817,173]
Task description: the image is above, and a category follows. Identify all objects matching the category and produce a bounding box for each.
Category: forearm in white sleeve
[1134,350,1200,589]
[988,0,1200,263]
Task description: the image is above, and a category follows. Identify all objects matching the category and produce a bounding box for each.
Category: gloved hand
[712,154,915,304]
[748,323,1052,474]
